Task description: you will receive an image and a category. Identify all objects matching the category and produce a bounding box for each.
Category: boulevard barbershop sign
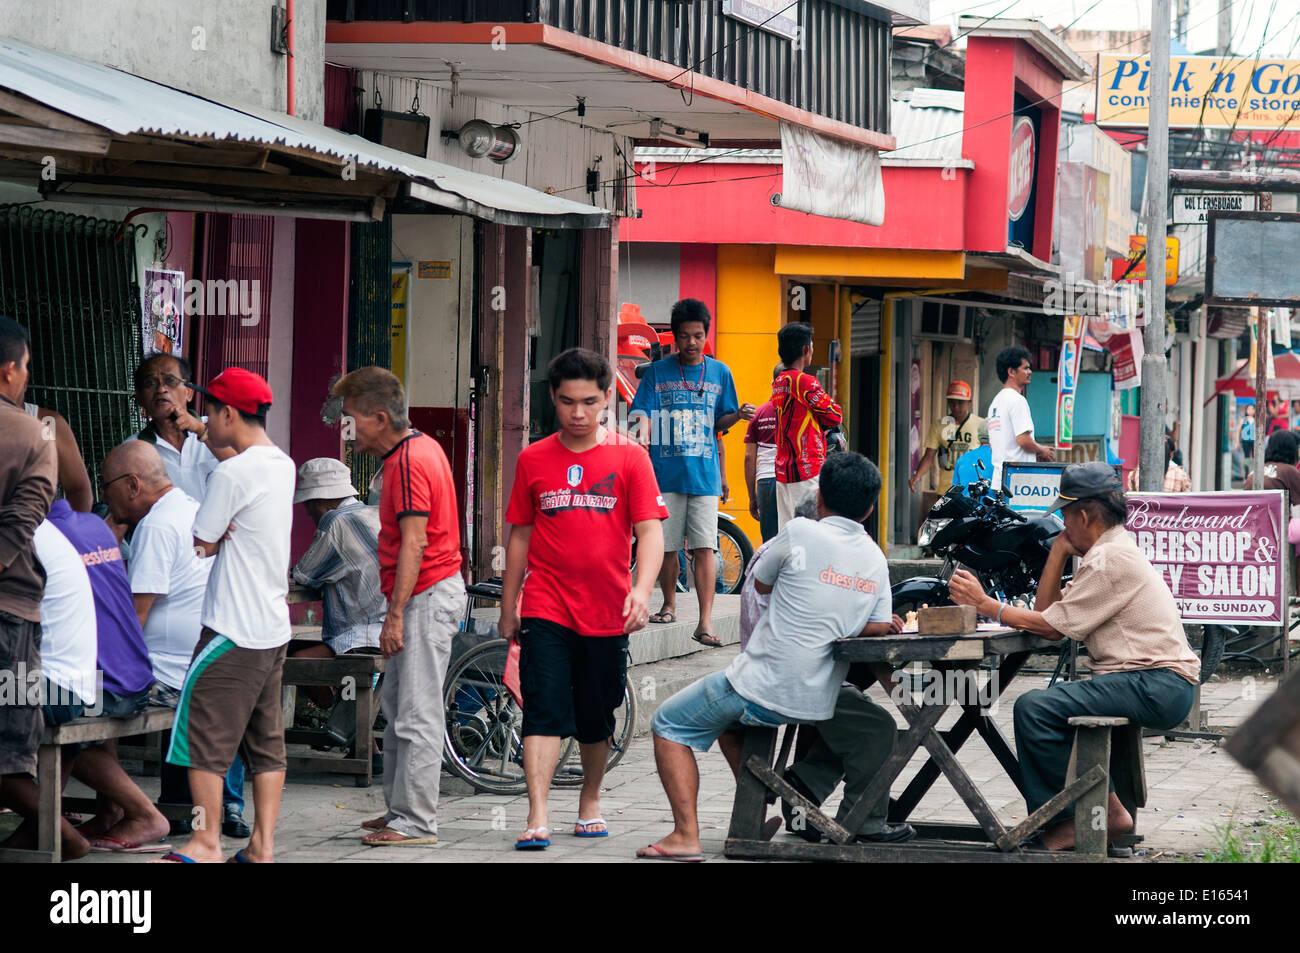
[1126,491,1285,626]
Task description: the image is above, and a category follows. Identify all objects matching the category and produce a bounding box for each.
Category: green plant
[1201,807,1300,863]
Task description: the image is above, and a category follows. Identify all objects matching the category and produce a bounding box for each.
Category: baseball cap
[294,458,359,504]
[195,367,273,416]
[946,380,972,401]
[1048,461,1123,513]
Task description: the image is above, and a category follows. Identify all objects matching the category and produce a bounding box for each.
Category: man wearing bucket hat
[161,367,297,864]
[948,461,1199,852]
[909,380,983,511]
[290,458,386,744]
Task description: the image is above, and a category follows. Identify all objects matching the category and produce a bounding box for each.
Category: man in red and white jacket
[771,322,842,529]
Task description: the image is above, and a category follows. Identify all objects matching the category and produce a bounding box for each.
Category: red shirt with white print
[772,369,843,483]
[506,430,669,636]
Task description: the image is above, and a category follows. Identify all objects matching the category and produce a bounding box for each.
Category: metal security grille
[0,205,143,494]
[346,216,393,496]
[199,213,274,381]
[850,298,881,357]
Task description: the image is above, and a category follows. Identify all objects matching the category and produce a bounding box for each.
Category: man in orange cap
[908,380,982,513]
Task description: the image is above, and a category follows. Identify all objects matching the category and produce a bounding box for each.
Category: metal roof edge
[956,16,1091,81]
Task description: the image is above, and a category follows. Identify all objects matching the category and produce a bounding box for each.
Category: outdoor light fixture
[443,119,520,164]
[648,119,708,148]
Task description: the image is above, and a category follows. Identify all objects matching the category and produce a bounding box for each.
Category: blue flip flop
[574,818,609,838]
[157,851,196,863]
[227,849,253,863]
[515,827,551,850]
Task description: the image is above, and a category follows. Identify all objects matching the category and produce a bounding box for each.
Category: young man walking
[772,322,843,529]
[629,298,753,646]
[161,368,296,864]
[987,345,1055,490]
[333,367,464,848]
[501,348,667,850]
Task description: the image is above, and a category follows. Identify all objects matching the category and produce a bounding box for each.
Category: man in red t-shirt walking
[501,348,668,850]
[333,367,465,847]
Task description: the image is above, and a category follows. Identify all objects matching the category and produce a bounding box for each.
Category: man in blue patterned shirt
[290,459,386,745]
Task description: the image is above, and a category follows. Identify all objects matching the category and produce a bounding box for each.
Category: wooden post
[37,742,61,861]
[1071,723,1115,857]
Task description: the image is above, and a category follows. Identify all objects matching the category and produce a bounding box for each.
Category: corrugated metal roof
[0,36,608,227]
[889,90,965,162]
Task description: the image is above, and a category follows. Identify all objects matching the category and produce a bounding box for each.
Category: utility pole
[1140,0,1171,491]
[1217,0,1232,55]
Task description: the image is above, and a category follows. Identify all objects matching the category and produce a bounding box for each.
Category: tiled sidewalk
[44,656,1283,864]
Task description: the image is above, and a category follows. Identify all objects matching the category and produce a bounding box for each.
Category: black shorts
[519,618,629,744]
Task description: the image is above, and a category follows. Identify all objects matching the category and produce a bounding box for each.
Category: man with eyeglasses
[128,353,235,503]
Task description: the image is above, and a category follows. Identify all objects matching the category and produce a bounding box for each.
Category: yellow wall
[716,245,784,544]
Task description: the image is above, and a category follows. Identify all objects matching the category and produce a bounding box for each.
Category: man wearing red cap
[909,380,983,511]
[160,367,297,864]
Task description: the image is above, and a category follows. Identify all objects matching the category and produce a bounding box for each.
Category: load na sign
[1174,192,1262,225]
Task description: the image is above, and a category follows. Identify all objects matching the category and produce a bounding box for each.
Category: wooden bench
[282,655,385,787]
[0,705,176,864]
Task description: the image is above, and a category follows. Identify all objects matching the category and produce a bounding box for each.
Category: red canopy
[1210,352,1300,401]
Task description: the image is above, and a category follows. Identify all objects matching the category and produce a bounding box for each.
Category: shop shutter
[0,205,142,494]
[850,299,881,357]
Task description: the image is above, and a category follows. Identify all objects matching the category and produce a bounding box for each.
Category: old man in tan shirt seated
[949,461,1198,851]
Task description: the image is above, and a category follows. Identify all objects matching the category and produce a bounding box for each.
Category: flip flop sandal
[362,827,439,847]
[154,851,197,864]
[636,843,705,862]
[227,849,254,863]
[89,835,170,854]
[648,610,677,624]
[692,631,723,648]
[574,818,609,838]
[516,827,551,850]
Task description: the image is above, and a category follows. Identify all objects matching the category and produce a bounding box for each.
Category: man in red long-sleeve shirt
[772,323,842,528]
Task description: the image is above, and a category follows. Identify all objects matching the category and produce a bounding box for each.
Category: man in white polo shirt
[160,368,296,865]
[640,453,897,861]
[987,346,1054,490]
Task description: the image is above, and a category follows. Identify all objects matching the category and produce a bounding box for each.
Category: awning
[0,37,608,227]
[1210,354,1300,402]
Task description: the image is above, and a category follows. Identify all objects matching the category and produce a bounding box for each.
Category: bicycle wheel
[552,679,639,786]
[442,639,576,794]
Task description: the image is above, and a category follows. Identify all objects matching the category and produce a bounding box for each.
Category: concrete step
[627,644,741,737]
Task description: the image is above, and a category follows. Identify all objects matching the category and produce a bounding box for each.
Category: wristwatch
[197,427,210,443]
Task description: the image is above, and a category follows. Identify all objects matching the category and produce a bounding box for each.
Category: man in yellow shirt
[909,381,982,511]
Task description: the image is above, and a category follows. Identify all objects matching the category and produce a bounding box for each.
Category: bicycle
[442,580,637,795]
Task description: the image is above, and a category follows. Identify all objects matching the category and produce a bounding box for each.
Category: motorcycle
[894,471,1226,685]
[891,474,1065,617]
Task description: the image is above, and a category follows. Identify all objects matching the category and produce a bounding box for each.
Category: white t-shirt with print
[193,444,296,650]
[726,515,892,721]
[987,387,1037,490]
[128,487,212,689]
[33,521,99,707]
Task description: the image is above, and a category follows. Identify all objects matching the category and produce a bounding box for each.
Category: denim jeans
[652,669,787,752]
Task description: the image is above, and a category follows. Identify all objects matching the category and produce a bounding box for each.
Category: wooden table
[724,627,1125,862]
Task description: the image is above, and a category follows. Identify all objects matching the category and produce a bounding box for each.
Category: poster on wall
[1056,315,1084,449]
[1126,490,1285,626]
[909,359,923,476]
[141,268,185,358]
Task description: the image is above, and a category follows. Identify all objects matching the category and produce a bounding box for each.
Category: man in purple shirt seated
[45,500,169,852]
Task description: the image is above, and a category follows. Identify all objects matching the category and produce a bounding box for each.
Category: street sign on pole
[1205,211,1300,307]
[1173,192,1261,225]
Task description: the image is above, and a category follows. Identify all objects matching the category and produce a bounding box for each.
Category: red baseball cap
[195,367,273,416]
[946,380,972,401]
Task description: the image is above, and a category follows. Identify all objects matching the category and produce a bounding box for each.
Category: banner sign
[1003,462,1071,514]
[1097,55,1300,130]
[1057,315,1084,449]
[1126,490,1285,626]
[723,0,799,41]
[778,121,885,226]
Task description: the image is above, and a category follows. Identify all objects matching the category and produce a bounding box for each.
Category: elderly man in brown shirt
[0,316,58,789]
[950,461,1198,851]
